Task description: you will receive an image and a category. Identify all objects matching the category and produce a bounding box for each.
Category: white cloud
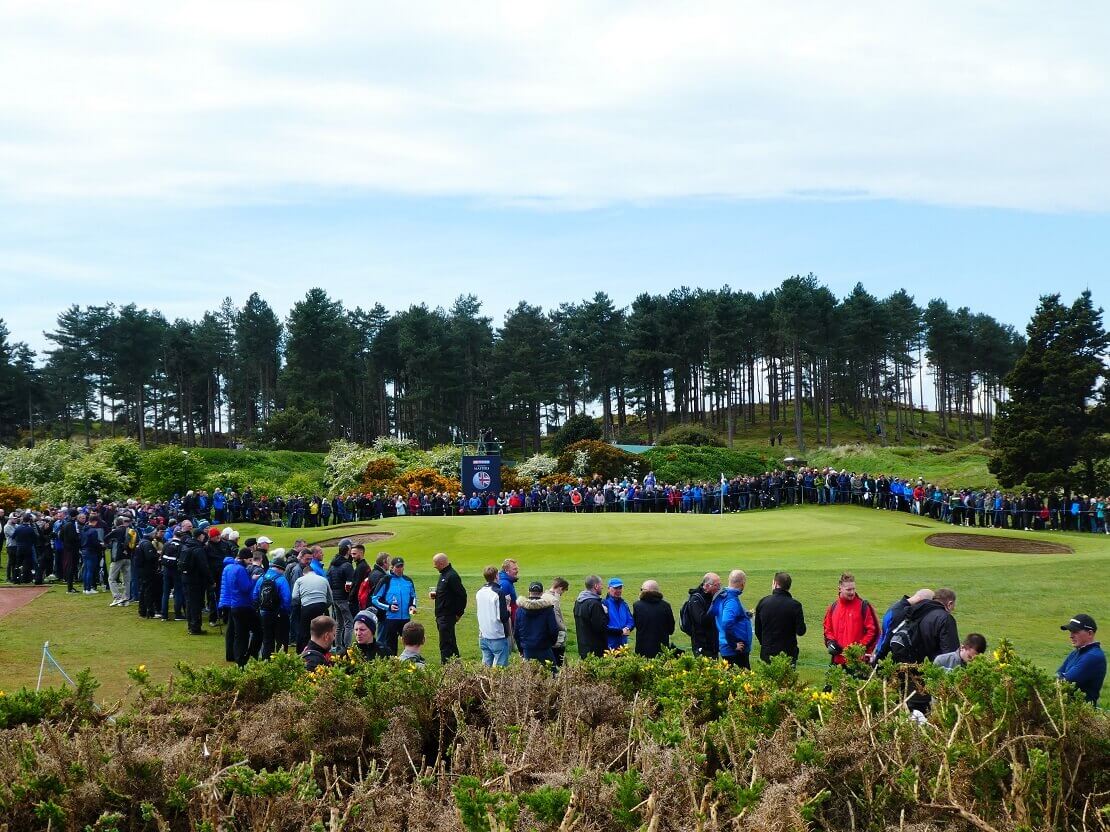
[1,1,1109,209]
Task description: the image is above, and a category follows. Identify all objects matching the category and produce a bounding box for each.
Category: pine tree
[990,291,1109,493]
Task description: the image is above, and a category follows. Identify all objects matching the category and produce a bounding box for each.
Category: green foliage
[453,776,520,832]
[556,440,646,481]
[88,439,142,491]
[602,770,646,830]
[61,454,130,503]
[0,669,100,729]
[514,453,558,482]
[371,435,430,470]
[138,446,194,499]
[427,444,462,478]
[282,471,323,497]
[258,408,332,452]
[654,423,726,447]
[640,445,766,483]
[549,414,602,454]
[519,786,571,825]
[0,440,82,505]
[323,440,379,496]
[138,446,328,499]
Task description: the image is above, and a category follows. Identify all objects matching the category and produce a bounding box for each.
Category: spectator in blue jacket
[218,550,256,667]
[604,578,634,650]
[710,569,753,669]
[372,556,417,656]
[498,559,520,619]
[252,553,292,660]
[1057,614,1106,706]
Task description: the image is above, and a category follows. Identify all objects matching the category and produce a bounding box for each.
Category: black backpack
[679,594,697,636]
[887,607,926,663]
[256,575,280,613]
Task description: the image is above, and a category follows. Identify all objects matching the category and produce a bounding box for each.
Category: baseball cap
[391,556,405,567]
[256,536,273,545]
[528,581,544,593]
[339,538,353,549]
[1061,614,1097,633]
[608,577,623,588]
[207,527,221,539]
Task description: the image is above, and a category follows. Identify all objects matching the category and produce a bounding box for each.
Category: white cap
[257,536,273,545]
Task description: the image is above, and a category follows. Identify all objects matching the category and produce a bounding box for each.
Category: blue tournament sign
[462,455,501,496]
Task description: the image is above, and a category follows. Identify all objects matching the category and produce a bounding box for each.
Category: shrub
[322,440,378,496]
[387,467,460,495]
[371,436,430,470]
[426,444,462,479]
[139,446,199,499]
[201,470,252,494]
[556,440,646,481]
[88,438,142,493]
[0,440,82,505]
[641,445,766,483]
[61,455,130,504]
[0,483,33,512]
[361,456,400,492]
[655,423,726,447]
[500,468,530,492]
[549,414,602,454]
[515,453,558,481]
[282,471,323,497]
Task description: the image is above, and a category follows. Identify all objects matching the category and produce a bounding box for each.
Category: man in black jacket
[60,510,81,593]
[754,571,807,664]
[431,552,467,663]
[180,528,211,635]
[326,540,355,653]
[632,580,675,658]
[134,527,161,619]
[684,573,721,658]
[912,588,960,661]
[573,575,608,658]
[347,544,370,615]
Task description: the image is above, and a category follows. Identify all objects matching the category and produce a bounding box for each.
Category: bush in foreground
[0,645,1105,831]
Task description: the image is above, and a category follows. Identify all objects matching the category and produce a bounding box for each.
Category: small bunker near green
[311,532,395,548]
[925,532,1073,555]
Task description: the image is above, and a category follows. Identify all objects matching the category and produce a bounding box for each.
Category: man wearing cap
[514,581,559,666]
[255,536,272,569]
[1057,614,1106,706]
[604,578,635,651]
[431,552,467,664]
[372,556,417,656]
[253,553,292,659]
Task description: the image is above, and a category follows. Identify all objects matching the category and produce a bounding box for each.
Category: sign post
[461,455,501,500]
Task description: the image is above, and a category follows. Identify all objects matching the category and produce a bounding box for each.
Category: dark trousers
[162,568,183,619]
[226,607,253,667]
[437,616,460,663]
[185,583,206,633]
[260,611,290,659]
[724,652,751,670]
[137,572,158,617]
[381,618,407,656]
[297,602,329,653]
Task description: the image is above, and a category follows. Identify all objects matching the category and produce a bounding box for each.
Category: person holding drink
[431,552,467,663]
[372,556,417,656]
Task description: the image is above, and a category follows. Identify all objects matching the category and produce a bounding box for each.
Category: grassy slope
[2,507,1106,701]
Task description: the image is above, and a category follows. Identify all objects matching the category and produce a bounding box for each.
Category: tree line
[0,278,1027,452]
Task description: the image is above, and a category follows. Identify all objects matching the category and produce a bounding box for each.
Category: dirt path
[925,532,1073,555]
[311,532,395,548]
[0,586,50,619]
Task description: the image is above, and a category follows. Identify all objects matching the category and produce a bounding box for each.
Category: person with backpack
[822,572,879,665]
[710,570,753,668]
[874,588,934,662]
[252,553,292,659]
[326,540,355,653]
[680,573,721,658]
[908,588,960,662]
[754,571,807,665]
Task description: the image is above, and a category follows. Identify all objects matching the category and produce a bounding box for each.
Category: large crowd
[1,494,1105,710]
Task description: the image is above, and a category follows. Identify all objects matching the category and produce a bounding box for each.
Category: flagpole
[36,641,49,690]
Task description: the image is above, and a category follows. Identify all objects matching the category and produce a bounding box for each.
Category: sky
[2,1,1109,356]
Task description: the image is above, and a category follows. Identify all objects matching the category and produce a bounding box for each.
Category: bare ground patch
[311,532,395,548]
[0,586,50,618]
[925,532,1073,555]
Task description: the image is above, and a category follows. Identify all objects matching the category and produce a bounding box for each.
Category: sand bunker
[311,532,395,548]
[925,532,1073,555]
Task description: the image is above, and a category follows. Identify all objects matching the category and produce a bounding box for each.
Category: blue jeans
[480,636,510,667]
[81,552,98,591]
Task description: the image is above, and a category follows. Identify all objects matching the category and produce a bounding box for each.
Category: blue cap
[608,577,623,588]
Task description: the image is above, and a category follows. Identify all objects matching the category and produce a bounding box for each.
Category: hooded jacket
[632,591,675,658]
[911,599,960,661]
[218,557,254,610]
[710,586,752,658]
[251,566,292,614]
[514,595,558,657]
[573,589,608,658]
[373,573,416,621]
[685,586,719,658]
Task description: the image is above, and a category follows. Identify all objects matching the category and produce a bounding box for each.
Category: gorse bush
[556,440,646,482]
[654,423,726,447]
[0,644,1103,831]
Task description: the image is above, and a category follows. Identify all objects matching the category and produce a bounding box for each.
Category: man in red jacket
[823,572,879,665]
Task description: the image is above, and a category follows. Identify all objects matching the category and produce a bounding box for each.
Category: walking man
[754,571,807,664]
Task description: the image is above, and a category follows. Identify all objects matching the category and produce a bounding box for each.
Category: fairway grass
[2,506,1106,701]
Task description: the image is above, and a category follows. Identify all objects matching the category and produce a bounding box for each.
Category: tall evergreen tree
[990,291,1109,493]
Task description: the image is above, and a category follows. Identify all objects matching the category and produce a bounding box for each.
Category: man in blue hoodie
[252,553,292,660]
[218,549,255,667]
[710,569,753,669]
[1057,614,1106,706]
[604,578,634,650]
[372,556,417,656]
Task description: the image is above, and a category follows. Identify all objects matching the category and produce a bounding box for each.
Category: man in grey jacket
[291,568,334,653]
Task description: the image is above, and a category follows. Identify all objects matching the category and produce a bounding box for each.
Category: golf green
[2,506,1106,701]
